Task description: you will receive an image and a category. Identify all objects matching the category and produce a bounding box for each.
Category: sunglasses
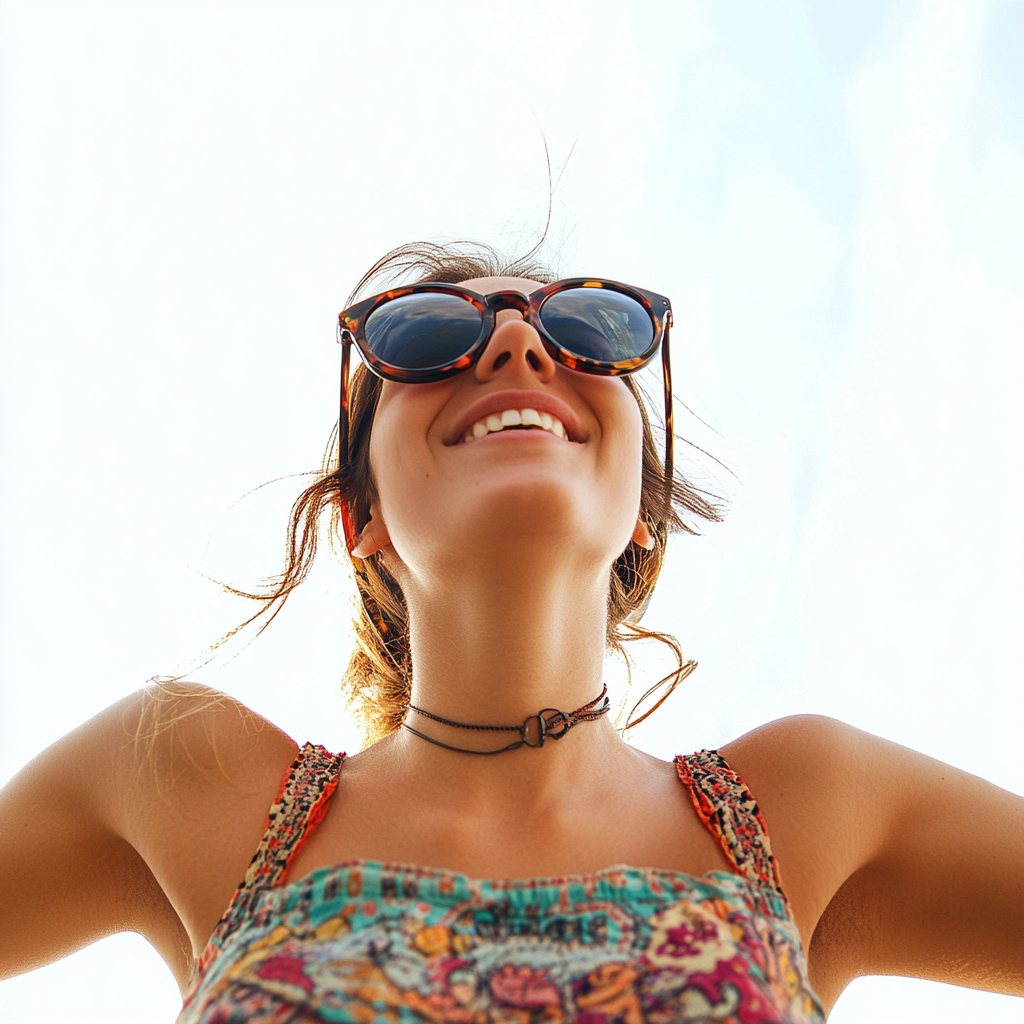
[336,278,674,549]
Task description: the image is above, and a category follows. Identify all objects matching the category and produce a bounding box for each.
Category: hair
[226,240,723,745]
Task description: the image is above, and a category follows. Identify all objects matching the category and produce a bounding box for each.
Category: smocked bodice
[178,745,824,1023]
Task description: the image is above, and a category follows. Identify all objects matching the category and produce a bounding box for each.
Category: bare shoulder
[721,715,1024,1006]
[719,712,1013,853]
[36,680,301,832]
[109,682,302,952]
[119,680,300,797]
[718,715,926,924]
[719,712,942,832]
[721,712,879,780]
[31,680,297,770]
[4,680,298,829]
[0,682,299,986]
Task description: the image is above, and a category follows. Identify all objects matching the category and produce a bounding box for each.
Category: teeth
[461,409,569,444]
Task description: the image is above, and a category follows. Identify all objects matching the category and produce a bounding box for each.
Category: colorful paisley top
[178,745,824,1024]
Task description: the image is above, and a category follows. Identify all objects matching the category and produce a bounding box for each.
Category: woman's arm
[723,715,1024,1011]
[0,684,297,991]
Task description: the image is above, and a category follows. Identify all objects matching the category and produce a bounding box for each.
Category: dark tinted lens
[364,292,483,370]
[539,288,654,362]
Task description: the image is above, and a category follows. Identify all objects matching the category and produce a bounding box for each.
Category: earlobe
[351,507,392,559]
[632,519,656,551]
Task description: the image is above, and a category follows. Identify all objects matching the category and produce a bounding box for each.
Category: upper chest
[286,751,737,888]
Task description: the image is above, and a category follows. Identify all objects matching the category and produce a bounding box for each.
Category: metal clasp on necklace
[520,709,570,748]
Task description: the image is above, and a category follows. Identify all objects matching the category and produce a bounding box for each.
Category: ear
[631,518,655,551]
[351,506,392,559]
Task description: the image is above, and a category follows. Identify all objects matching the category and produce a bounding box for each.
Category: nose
[474,309,557,383]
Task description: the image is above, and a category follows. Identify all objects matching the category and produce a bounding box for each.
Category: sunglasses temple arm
[338,329,358,553]
[661,323,675,499]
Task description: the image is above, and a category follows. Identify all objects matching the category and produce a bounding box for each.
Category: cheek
[366,382,447,533]
[367,386,415,499]
[572,378,647,553]
[595,379,646,497]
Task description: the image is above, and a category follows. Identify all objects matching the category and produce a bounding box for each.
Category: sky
[0,1,1022,1021]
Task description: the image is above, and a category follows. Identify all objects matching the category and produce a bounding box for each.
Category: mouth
[447,389,583,446]
[460,407,568,444]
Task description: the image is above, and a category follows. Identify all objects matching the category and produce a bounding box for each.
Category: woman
[1,242,1021,1023]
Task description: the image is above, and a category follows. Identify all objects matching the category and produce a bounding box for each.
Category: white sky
[1,1,1021,1021]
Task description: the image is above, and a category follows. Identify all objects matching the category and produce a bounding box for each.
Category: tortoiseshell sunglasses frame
[336,278,674,551]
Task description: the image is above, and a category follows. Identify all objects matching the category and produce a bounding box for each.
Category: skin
[1,277,1022,1014]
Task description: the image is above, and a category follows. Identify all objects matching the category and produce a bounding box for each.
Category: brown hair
[230,241,723,744]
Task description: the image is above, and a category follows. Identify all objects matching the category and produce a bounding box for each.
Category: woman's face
[359,276,648,584]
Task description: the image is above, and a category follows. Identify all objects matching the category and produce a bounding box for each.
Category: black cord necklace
[402,685,611,755]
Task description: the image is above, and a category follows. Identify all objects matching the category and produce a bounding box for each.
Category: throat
[398,556,613,776]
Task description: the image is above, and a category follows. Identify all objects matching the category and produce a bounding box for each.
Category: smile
[446,388,583,446]
[460,408,568,445]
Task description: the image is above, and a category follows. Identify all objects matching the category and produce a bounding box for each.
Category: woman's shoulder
[713,717,897,943]
[716,712,954,831]
[719,716,1024,1005]
[721,711,864,760]
[50,679,304,818]
[78,682,300,951]
[0,682,300,986]
[121,683,302,958]
[719,712,898,806]
[124,680,300,786]
[724,713,913,827]
[12,680,299,814]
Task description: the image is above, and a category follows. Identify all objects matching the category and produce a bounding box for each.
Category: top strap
[189,743,345,989]
[240,742,345,894]
[674,749,785,896]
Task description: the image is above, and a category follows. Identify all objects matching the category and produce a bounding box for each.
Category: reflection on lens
[539,289,654,362]
[365,292,483,369]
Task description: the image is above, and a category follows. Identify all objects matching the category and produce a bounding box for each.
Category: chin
[441,468,630,570]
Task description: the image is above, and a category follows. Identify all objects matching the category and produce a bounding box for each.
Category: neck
[388,547,629,795]
[405,555,607,720]
[404,684,611,755]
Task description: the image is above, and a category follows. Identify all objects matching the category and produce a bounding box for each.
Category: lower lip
[456,429,569,447]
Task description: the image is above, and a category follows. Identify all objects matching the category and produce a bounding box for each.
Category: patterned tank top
[178,745,824,1023]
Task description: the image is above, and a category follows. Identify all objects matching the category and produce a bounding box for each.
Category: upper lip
[445,389,584,445]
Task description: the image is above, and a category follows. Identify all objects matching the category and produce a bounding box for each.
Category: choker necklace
[402,685,611,755]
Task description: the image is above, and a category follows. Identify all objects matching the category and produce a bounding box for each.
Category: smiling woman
[1,241,1022,1024]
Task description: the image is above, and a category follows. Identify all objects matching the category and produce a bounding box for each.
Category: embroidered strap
[240,742,345,893]
[187,742,345,992]
[674,749,785,896]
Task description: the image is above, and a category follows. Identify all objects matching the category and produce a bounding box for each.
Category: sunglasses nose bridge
[484,291,532,316]
[474,299,557,381]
